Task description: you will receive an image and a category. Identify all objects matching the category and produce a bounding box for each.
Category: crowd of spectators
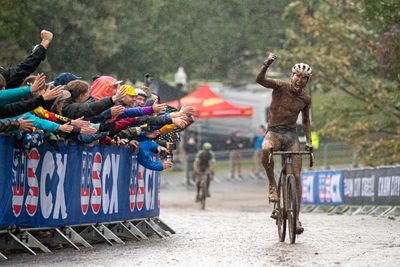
[0,30,195,171]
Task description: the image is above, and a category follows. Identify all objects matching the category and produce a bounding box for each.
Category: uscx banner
[0,136,160,228]
[301,171,344,205]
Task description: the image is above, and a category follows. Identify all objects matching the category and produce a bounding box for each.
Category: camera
[45,82,55,89]
[167,142,176,151]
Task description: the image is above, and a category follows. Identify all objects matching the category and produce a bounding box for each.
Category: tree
[281,0,400,165]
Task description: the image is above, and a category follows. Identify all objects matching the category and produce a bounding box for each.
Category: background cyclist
[193,142,216,202]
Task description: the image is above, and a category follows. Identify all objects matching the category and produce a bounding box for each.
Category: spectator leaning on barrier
[62,80,126,119]
[0,30,197,175]
[134,88,148,107]
[0,74,57,119]
[17,74,96,136]
[89,75,123,102]
[137,139,173,171]
[0,30,53,89]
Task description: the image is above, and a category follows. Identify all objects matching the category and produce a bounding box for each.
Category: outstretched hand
[17,115,34,132]
[162,160,173,170]
[42,85,62,101]
[111,105,125,116]
[71,117,90,128]
[112,86,126,102]
[180,105,196,115]
[30,73,46,94]
[152,103,167,114]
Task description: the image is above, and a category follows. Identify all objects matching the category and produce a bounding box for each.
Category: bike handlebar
[268,150,314,168]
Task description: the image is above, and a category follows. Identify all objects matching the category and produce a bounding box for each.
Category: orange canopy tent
[166,84,252,119]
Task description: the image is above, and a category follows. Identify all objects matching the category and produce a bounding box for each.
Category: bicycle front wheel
[287,175,298,244]
[277,174,287,242]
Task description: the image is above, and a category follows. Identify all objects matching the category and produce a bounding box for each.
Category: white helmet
[292,63,312,77]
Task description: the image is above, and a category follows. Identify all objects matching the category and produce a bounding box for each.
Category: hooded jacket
[89,76,117,101]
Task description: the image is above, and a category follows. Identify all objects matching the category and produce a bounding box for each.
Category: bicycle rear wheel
[287,175,298,244]
[200,175,207,210]
[277,174,287,242]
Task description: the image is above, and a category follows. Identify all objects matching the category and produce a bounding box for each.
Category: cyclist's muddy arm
[256,52,282,90]
[302,100,312,145]
[256,65,284,90]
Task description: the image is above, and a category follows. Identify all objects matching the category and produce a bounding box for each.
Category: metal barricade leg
[110,223,140,241]
[123,221,148,240]
[62,227,93,249]
[79,225,113,246]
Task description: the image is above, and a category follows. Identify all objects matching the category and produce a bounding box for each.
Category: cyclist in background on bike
[193,142,216,202]
[256,52,313,234]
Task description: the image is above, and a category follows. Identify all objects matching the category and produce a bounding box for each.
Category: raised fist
[264,52,277,67]
[40,30,53,49]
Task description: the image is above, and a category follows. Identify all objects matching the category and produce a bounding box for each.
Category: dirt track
[3,179,400,267]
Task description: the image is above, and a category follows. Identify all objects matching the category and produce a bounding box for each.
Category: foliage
[281,0,400,165]
[0,0,290,82]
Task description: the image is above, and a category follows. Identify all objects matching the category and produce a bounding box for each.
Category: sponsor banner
[0,136,160,228]
[301,171,344,205]
[344,167,400,206]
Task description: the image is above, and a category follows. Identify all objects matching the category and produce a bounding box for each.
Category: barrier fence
[0,136,174,259]
[301,166,400,215]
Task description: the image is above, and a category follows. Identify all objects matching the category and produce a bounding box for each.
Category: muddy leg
[261,132,281,202]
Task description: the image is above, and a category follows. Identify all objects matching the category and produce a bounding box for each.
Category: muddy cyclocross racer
[256,52,313,235]
[193,142,216,209]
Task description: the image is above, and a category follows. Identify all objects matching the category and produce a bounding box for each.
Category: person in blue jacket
[137,139,173,171]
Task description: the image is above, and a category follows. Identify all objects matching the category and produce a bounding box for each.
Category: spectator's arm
[0,96,45,119]
[3,45,47,89]
[85,109,112,123]
[158,124,176,135]
[137,146,164,171]
[0,119,20,132]
[117,106,153,119]
[0,86,31,106]
[17,112,59,132]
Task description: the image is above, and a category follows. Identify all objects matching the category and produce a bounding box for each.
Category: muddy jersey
[195,150,215,172]
[266,79,311,130]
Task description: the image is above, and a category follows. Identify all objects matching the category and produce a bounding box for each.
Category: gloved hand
[264,52,277,67]
[305,143,314,153]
